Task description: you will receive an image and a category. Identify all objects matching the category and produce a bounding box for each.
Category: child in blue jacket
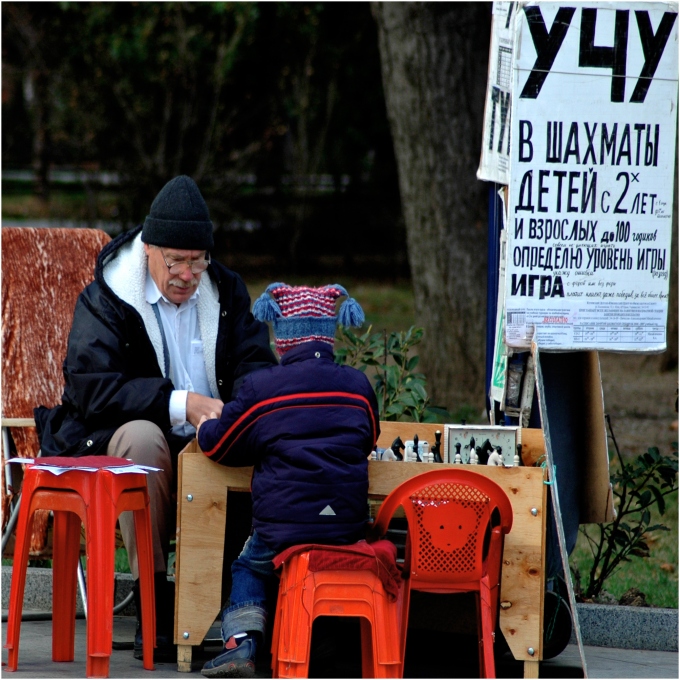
[197,283,380,678]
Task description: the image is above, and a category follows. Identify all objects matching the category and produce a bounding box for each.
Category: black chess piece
[432,430,443,463]
[478,439,494,465]
[413,433,422,462]
[515,443,522,466]
[391,436,404,461]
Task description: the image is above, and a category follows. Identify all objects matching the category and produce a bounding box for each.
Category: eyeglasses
[160,249,211,275]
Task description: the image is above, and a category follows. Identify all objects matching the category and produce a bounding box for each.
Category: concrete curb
[3,567,677,652]
[2,565,136,616]
[570,603,678,651]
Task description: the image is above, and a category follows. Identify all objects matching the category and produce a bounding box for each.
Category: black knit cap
[141,175,214,250]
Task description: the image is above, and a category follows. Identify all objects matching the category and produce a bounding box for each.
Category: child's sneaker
[201,634,257,678]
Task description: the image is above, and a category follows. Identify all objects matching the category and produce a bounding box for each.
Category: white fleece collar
[102,233,220,398]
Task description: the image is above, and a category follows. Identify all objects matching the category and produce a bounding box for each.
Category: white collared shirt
[145,271,212,436]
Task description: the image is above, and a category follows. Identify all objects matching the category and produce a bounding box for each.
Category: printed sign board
[504,2,678,351]
[478,2,518,184]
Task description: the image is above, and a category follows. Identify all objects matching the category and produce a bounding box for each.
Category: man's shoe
[132,573,177,663]
[201,636,257,678]
[133,630,177,663]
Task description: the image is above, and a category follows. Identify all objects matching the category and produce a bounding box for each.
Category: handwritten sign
[504,1,678,351]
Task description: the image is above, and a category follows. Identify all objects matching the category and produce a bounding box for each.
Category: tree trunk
[373,2,492,414]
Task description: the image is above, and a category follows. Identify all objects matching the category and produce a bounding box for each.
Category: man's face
[144,243,207,305]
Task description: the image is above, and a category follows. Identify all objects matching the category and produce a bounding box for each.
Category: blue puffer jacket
[198,341,380,553]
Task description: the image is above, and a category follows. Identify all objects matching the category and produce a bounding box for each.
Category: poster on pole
[491,231,510,406]
[478,1,519,184]
[504,1,678,351]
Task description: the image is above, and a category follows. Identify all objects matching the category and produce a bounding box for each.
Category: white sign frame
[504,1,678,351]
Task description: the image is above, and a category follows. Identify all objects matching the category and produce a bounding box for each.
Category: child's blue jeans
[220,530,277,643]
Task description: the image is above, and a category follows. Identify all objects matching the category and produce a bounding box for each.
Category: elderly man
[35,175,278,662]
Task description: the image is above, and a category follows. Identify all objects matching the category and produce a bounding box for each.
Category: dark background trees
[2,1,405,275]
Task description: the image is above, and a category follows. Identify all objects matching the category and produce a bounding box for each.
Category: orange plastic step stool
[3,458,156,678]
[271,548,402,679]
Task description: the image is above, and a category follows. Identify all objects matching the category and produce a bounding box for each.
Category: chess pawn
[454,442,462,464]
[370,450,377,461]
[514,443,522,467]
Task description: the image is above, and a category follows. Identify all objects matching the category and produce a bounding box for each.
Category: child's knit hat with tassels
[252,283,365,355]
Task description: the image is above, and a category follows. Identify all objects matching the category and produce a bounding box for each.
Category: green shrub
[570,415,678,602]
[335,325,449,423]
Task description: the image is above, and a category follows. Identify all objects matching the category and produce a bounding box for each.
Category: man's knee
[107,420,171,468]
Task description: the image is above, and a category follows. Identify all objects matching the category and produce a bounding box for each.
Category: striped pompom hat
[252,283,365,354]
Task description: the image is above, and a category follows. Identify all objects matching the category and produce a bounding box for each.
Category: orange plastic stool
[4,463,156,678]
[271,550,402,678]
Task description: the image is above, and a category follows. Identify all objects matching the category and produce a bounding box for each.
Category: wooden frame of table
[174,441,546,678]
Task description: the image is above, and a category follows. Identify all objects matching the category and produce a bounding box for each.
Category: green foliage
[570,415,678,601]
[335,324,449,423]
[3,550,132,573]
[115,548,131,574]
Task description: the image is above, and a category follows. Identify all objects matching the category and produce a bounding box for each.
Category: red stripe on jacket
[204,391,378,463]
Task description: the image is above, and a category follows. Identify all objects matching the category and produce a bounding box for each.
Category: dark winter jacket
[35,225,277,458]
[198,341,380,553]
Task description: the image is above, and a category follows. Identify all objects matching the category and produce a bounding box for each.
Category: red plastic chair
[3,459,156,678]
[370,469,514,679]
[270,543,403,678]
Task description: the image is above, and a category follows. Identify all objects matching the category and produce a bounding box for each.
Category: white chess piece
[469,448,478,465]
[487,449,503,466]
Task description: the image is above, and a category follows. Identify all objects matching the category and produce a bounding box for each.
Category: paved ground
[1,615,677,679]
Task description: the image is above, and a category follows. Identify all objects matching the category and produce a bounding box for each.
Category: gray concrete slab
[2,615,678,679]
[571,603,678,652]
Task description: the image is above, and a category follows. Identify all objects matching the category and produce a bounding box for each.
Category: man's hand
[196,412,218,439]
[186,392,224,428]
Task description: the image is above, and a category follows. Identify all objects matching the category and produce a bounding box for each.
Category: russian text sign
[504,2,678,351]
